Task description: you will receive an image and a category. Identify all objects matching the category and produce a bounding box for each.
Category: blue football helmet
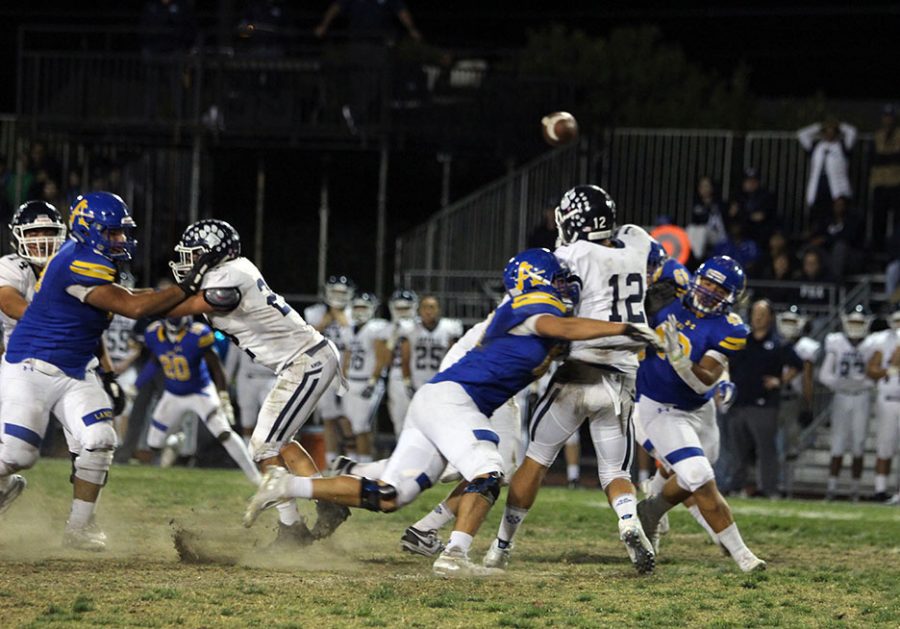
[68,192,137,261]
[169,219,241,283]
[687,255,745,315]
[647,240,669,283]
[164,315,192,342]
[325,275,356,309]
[389,289,418,321]
[503,248,570,301]
[555,185,617,245]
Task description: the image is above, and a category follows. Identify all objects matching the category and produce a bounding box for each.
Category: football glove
[623,322,664,352]
[714,381,737,414]
[663,314,686,363]
[219,390,236,426]
[403,377,415,399]
[101,370,126,416]
[178,249,228,296]
[644,279,677,319]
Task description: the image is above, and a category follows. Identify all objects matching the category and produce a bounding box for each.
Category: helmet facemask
[841,314,871,341]
[351,300,376,325]
[776,313,807,341]
[14,222,66,266]
[169,243,206,283]
[325,283,354,309]
[688,276,733,315]
[389,299,417,321]
[164,316,191,342]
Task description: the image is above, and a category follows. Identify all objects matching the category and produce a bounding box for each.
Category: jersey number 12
[608,273,645,323]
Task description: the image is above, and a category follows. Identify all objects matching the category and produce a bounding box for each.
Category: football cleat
[63,524,107,552]
[0,475,26,515]
[400,526,444,557]
[734,550,767,573]
[619,519,655,575]
[243,466,291,528]
[636,499,662,556]
[269,520,315,549]
[160,433,185,468]
[327,455,357,477]
[434,545,503,578]
[310,500,351,540]
[884,493,900,506]
[482,538,513,570]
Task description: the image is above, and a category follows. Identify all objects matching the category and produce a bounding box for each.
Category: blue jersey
[144,321,216,395]
[636,298,749,410]
[431,292,568,416]
[6,240,117,378]
[652,259,692,298]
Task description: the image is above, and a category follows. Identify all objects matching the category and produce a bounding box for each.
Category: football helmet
[164,315,192,342]
[686,256,745,315]
[647,240,669,283]
[841,304,873,341]
[503,248,570,301]
[890,310,900,331]
[68,192,137,261]
[9,200,66,266]
[555,185,617,246]
[325,275,356,309]
[389,289,418,321]
[351,292,379,325]
[169,219,241,283]
[775,305,809,341]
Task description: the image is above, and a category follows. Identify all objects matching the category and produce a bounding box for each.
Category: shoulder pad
[146,320,163,333]
[725,312,745,327]
[189,322,211,335]
[204,287,242,310]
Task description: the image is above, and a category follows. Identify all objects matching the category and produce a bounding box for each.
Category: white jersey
[405,318,463,389]
[555,224,653,373]
[818,332,872,394]
[787,335,821,395]
[201,257,324,374]
[104,314,138,366]
[341,318,390,381]
[0,253,37,347]
[303,303,351,349]
[440,317,488,371]
[236,344,275,379]
[384,318,415,376]
[861,329,900,397]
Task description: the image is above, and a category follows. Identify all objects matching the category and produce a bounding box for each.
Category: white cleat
[243,466,291,528]
[0,474,26,515]
[326,455,357,477]
[885,493,900,506]
[63,524,107,552]
[433,545,503,577]
[482,538,513,570]
[400,526,444,557]
[619,519,656,575]
[734,550,767,572]
[160,433,185,468]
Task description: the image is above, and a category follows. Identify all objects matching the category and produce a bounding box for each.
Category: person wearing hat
[734,167,778,248]
[870,104,900,251]
[797,116,857,216]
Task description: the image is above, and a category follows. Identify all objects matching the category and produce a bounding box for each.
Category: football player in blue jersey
[0,192,223,550]
[244,248,662,576]
[139,316,260,484]
[634,255,766,572]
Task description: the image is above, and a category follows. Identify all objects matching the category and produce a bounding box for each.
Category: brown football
[541,111,579,147]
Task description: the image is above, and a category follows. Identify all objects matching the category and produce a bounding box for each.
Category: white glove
[623,323,664,352]
[219,390,236,426]
[663,314,686,364]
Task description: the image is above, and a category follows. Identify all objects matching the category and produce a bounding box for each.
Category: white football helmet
[9,200,66,266]
[890,310,900,331]
[324,275,356,309]
[388,289,418,321]
[841,304,873,341]
[776,305,808,341]
[351,292,379,326]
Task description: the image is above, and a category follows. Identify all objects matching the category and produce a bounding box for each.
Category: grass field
[0,459,899,628]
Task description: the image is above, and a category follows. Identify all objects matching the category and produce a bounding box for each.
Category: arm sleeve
[797,123,821,151]
[818,349,838,389]
[840,123,858,151]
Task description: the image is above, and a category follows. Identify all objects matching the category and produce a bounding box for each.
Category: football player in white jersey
[400,295,463,393]
[384,289,417,435]
[303,276,354,465]
[818,305,873,501]
[340,292,391,462]
[484,185,657,574]
[864,311,900,502]
[166,220,349,545]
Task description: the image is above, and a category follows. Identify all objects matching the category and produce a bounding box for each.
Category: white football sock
[414,501,456,532]
[496,505,529,548]
[68,498,96,529]
[285,476,314,499]
[566,464,580,482]
[638,468,650,483]
[687,504,718,544]
[357,454,373,464]
[325,451,337,466]
[649,472,667,495]
[276,500,301,525]
[875,474,887,493]
[351,460,388,478]
[221,432,261,485]
[446,530,473,554]
[612,493,637,521]
[717,522,752,560]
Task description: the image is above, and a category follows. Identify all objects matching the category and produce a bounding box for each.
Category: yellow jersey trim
[512,292,566,313]
[70,260,116,282]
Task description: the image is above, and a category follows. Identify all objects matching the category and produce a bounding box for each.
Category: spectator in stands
[721,299,802,498]
[757,230,790,277]
[40,178,65,216]
[686,175,727,260]
[758,252,796,305]
[64,169,83,207]
[526,197,559,250]
[870,103,900,251]
[795,247,833,309]
[710,219,760,276]
[27,141,61,184]
[808,196,865,280]
[27,169,49,200]
[5,153,33,209]
[237,0,292,57]
[140,0,198,57]
[315,0,422,43]
[734,167,778,247]
[797,116,857,215]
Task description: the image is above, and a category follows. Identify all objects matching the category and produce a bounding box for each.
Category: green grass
[1,459,899,627]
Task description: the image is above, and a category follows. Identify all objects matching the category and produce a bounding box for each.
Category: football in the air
[541,111,579,147]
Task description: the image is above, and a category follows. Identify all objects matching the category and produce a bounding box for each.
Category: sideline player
[818,305,873,501]
[0,192,218,549]
[400,295,462,397]
[140,316,259,484]
[864,310,900,502]
[166,220,349,544]
[635,257,766,572]
[244,248,662,576]
[485,185,658,575]
[303,276,354,465]
[384,289,417,435]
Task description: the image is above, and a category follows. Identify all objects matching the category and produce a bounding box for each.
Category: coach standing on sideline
[719,300,802,498]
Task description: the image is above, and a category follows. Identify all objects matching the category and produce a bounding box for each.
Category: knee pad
[359,478,398,512]
[205,410,231,441]
[81,422,118,452]
[74,448,114,486]
[463,472,502,505]
[0,441,40,472]
[597,468,631,491]
[673,457,715,493]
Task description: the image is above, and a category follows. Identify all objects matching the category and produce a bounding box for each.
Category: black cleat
[310,500,351,540]
[270,520,315,549]
[400,526,444,557]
